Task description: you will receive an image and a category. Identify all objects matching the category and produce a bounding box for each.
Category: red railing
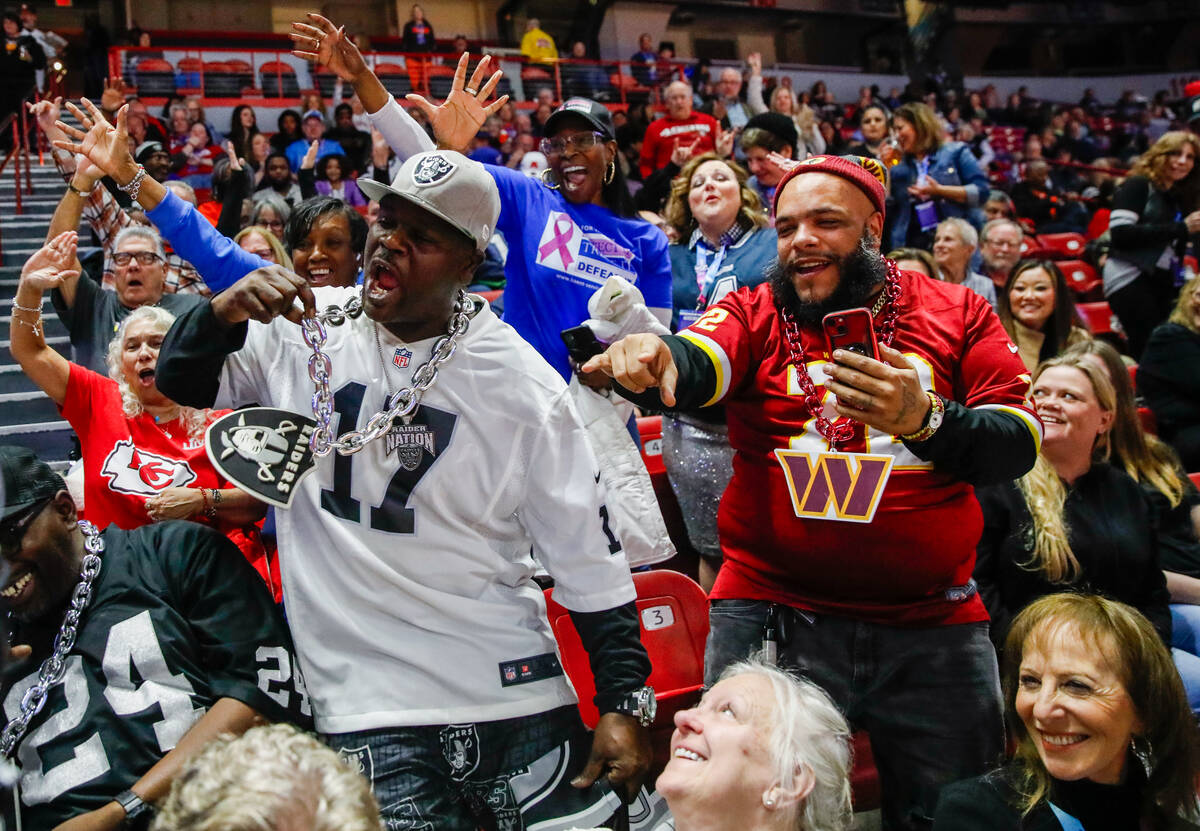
[108,45,690,110]
[0,91,36,258]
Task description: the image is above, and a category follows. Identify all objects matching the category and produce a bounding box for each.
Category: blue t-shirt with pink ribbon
[489,165,672,379]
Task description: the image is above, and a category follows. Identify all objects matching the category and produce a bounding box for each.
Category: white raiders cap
[357,150,500,253]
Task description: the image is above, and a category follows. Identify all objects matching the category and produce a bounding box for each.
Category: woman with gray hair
[10,232,279,596]
[656,658,853,831]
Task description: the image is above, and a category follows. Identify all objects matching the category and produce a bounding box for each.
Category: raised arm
[10,232,79,405]
[291,15,507,157]
[54,100,270,292]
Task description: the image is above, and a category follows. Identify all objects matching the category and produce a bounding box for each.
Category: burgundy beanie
[773,154,889,218]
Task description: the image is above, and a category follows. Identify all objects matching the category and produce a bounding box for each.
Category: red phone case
[822,308,879,361]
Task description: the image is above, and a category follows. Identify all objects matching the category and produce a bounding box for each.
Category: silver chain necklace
[1,520,104,759]
[300,290,472,458]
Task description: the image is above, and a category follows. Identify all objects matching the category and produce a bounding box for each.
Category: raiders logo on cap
[412,154,456,186]
[206,408,320,508]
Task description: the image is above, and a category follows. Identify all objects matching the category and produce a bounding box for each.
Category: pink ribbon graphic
[538,215,576,269]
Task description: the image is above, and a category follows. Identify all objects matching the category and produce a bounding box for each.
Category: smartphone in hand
[560,325,604,365]
[822,308,879,362]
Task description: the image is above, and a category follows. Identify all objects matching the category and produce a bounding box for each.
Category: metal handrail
[0,87,37,259]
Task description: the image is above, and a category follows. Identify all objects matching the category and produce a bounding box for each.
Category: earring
[604,160,615,185]
[1131,734,1154,778]
[540,168,560,190]
[762,791,775,808]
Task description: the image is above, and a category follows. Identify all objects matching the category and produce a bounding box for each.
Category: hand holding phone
[823,309,879,363]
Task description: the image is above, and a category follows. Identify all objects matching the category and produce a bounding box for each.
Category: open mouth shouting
[136,367,156,389]
[560,164,589,192]
[365,258,401,303]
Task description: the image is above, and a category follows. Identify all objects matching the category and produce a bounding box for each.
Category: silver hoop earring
[540,168,560,190]
[604,160,615,185]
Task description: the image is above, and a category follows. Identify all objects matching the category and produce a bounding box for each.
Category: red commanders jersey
[677,271,1041,626]
[639,112,720,178]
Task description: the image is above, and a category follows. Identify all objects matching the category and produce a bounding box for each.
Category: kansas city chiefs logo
[412,154,455,185]
[101,440,197,495]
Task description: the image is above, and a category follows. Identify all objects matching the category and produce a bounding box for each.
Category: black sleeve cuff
[901,401,1038,485]
[569,601,651,714]
[157,301,248,408]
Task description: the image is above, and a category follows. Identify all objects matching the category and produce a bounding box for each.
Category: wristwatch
[612,686,657,727]
[900,392,945,443]
[115,789,154,830]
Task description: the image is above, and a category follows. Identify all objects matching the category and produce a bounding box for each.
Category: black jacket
[1141,322,1200,439]
[1108,175,1198,276]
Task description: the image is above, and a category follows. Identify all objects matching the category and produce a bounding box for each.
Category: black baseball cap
[135,141,166,163]
[544,98,615,141]
[0,446,64,522]
[744,112,799,156]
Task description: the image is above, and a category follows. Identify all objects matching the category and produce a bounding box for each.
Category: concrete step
[0,391,61,424]
[0,421,74,462]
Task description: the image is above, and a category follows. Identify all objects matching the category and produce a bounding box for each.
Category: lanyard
[916,157,931,184]
[1048,802,1085,831]
[694,244,728,309]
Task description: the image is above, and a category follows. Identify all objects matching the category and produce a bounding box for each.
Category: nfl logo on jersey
[393,347,412,369]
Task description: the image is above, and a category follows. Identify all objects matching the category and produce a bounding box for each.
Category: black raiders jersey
[1,521,311,828]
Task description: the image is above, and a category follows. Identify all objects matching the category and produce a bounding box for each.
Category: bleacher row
[119,50,682,105]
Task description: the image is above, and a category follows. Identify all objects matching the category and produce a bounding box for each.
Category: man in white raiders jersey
[0,445,311,830]
[139,145,660,830]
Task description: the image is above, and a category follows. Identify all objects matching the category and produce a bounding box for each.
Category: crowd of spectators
[6,10,1200,831]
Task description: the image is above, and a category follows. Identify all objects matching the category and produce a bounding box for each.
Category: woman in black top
[269,109,303,155]
[0,10,44,139]
[1102,131,1200,359]
[401,4,436,53]
[933,594,1200,831]
[974,354,1172,648]
[1141,274,1200,471]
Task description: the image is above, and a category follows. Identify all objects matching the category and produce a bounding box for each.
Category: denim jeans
[322,705,669,831]
[1170,604,1200,715]
[705,599,1004,831]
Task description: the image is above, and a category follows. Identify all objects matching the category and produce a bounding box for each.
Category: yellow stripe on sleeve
[677,330,732,407]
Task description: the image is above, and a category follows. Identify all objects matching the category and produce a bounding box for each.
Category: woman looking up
[292,14,672,380]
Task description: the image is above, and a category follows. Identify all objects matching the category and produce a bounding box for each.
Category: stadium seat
[176,56,203,90]
[427,65,455,99]
[203,61,242,97]
[1127,363,1138,392]
[373,62,412,97]
[1076,301,1118,337]
[131,57,177,98]
[543,568,709,730]
[259,61,300,98]
[637,415,665,479]
[1037,232,1088,260]
[1058,260,1102,300]
[851,732,881,811]
[1138,407,1157,435]
[1190,472,1200,491]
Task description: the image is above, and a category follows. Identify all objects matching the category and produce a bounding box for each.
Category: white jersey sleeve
[520,387,637,614]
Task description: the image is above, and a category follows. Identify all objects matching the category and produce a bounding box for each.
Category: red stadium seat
[1037,232,1087,260]
[259,61,299,97]
[1190,472,1200,491]
[1076,302,1118,337]
[543,569,709,730]
[1138,407,1157,435]
[851,732,881,811]
[1058,260,1102,299]
[1127,363,1138,391]
[637,415,665,479]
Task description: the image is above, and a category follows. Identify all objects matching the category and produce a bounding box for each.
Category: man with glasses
[979,217,1025,289]
[48,226,204,374]
[0,445,310,829]
[638,80,718,179]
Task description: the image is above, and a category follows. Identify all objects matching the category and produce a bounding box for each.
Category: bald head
[665,81,693,120]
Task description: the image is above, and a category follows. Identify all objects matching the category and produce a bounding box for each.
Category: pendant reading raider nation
[206,408,319,508]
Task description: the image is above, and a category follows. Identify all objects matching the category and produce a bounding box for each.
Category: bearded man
[585,155,1042,830]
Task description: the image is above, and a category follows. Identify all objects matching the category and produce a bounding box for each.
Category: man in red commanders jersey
[586,154,1042,831]
[638,80,720,179]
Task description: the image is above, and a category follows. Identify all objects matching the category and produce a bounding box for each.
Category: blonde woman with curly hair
[1103,130,1200,358]
[661,152,774,588]
[10,233,279,595]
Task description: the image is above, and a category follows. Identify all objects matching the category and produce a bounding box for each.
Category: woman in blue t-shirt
[291,15,673,379]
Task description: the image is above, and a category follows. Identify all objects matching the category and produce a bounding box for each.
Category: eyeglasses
[113,251,163,266]
[0,497,52,553]
[539,132,605,158]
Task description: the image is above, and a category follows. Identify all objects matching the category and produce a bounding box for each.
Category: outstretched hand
[21,231,80,291]
[581,333,678,407]
[300,139,320,170]
[404,53,509,153]
[52,98,137,184]
[765,150,800,177]
[99,76,128,115]
[28,96,62,134]
[290,13,368,83]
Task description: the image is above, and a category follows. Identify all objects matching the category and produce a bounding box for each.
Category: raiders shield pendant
[205,408,319,508]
